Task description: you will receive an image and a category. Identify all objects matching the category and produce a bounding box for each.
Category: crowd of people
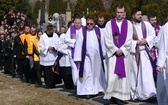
[0,4,168,105]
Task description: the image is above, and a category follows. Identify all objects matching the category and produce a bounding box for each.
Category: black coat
[13,35,26,59]
[0,39,6,55]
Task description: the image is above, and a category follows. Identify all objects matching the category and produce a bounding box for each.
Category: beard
[134,18,141,23]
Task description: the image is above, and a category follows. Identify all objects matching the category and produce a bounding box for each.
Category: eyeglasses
[87,23,94,25]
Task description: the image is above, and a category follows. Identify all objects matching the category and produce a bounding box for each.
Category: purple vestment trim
[154,24,160,36]
[52,52,63,73]
[70,26,76,59]
[111,18,128,78]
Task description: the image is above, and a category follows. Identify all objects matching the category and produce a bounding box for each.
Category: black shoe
[110,97,126,105]
[121,100,128,104]
[115,99,125,105]
[146,97,157,103]
[46,85,55,89]
[109,97,116,104]
[85,95,91,99]
[35,84,42,87]
[130,99,139,103]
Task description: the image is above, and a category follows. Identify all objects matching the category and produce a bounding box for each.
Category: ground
[0,72,157,105]
[0,74,91,105]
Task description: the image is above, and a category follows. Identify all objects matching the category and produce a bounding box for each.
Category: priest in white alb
[103,4,133,105]
[74,17,106,99]
[156,22,168,105]
[130,7,156,101]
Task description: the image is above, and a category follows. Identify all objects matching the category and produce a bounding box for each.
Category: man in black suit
[13,31,26,80]
[0,34,6,70]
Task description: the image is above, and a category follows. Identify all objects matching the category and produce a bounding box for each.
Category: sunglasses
[87,23,94,25]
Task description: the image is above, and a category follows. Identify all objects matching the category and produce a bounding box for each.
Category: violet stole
[111,18,128,78]
[133,22,155,71]
[52,52,63,74]
[79,26,104,79]
[154,24,160,36]
[70,26,76,58]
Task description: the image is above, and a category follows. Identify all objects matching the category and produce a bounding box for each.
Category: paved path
[50,85,157,105]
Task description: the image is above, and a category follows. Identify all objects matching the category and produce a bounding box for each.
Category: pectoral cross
[114,32,119,46]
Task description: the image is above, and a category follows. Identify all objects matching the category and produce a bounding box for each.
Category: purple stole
[111,18,127,78]
[70,26,76,59]
[133,22,154,69]
[154,24,160,36]
[79,26,104,79]
[70,25,85,58]
[52,52,63,74]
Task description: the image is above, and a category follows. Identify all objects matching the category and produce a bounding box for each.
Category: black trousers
[41,65,62,87]
[34,61,42,85]
[60,67,74,89]
[16,58,24,79]
[0,53,4,70]
[23,58,30,82]
[11,57,17,77]
[4,55,12,74]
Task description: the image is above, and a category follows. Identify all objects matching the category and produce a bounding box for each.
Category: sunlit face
[132,11,142,23]
[60,27,66,34]
[24,26,30,34]
[74,19,82,30]
[116,7,126,20]
[86,19,95,30]
[30,27,36,35]
[149,16,157,26]
[37,31,43,38]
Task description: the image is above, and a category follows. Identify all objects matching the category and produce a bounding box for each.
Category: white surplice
[39,33,59,66]
[103,19,133,100]
[156,22,168,105]
[57,33,76,67]
[130,21,156,100]
[75,28,106,95]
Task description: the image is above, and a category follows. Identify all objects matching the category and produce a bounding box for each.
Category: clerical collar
[46,32,53,37]
[115,18,123,23]
[97,24,106,28]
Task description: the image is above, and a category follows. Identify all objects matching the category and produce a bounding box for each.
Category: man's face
[60,27,66,34]
[74,19,82,30]
[46,28,53,35]
[149,16,157,26]
[0,34,5,39]
[24,26,30,34]
[53,27,57,33]
[132,11,142,23]
[116,7,126,20]
[98,18,105,26]
[31,28,36,35]
[86,19,95,30]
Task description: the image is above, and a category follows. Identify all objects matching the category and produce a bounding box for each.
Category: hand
[137,40,142,45]
[116,49,123,56]
[141,38,147,45]
[156,66,163,73]
[48,46,54,50]
[26,56,29,59]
